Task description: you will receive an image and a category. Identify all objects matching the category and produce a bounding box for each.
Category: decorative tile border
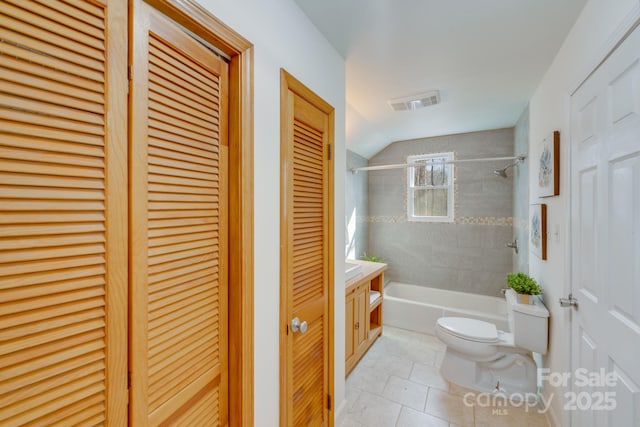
[456,216,513,226]
[367,150,514,227]
[363,215,513,226]
[366,215,405,223]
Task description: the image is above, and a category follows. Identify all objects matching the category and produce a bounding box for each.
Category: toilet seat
[436,317,499,343]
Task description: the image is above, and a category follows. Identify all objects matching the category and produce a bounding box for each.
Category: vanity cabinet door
[355,285,369,353]
[346,283,369,373]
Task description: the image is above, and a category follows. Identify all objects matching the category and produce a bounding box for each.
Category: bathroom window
[407,152,454,222]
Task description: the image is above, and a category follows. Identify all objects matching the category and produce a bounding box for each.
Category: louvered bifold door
[281,71,334,427]
[0,0,128,425]
[130,1,229,425]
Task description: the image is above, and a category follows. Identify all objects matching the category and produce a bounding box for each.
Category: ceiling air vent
[388,90,440,112]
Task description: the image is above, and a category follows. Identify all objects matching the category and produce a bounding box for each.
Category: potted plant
[507,272,542,304]
[360,253,384,263]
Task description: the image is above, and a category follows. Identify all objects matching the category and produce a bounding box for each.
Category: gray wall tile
[367,128,515,296]
[346,150,369,259]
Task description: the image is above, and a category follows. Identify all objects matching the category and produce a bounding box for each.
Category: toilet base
[440,348,539,397]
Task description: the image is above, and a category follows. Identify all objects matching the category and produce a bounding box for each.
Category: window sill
[408,216,455,223]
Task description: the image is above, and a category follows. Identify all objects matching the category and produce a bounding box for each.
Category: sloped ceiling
[293,0,587,158]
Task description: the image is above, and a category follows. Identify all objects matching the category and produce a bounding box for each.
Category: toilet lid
[437,317,498,343]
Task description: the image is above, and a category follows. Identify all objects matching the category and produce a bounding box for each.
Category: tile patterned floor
[342,326,550,427]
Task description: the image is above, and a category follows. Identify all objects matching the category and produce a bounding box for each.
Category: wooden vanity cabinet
[345,261,387,375]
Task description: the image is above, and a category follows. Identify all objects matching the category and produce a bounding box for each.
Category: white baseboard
[334,399,347,427]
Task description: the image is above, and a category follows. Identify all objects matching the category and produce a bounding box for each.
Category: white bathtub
[384,282,509,335]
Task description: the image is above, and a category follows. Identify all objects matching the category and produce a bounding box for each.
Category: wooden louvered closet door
[0,0,128,425]
[280,70,334,427]
[130,1,229,425]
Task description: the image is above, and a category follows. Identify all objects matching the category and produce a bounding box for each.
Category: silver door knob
[559,293,578,308]
[291,317,308,333]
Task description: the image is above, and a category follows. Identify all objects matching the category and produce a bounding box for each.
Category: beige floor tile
[344,326,552,427]
[343,383,362,413]
[419,332,446,347]
[356,346,380,369]
[407,342,441,366]
[384,326,441,345]
[381,375,429,411]
[447,382,478,398]
[386,328,438,345]
[473,398,550,427]
[346,391,401,427]
[381,325,411,339]
[424,388,475,427]
[367,353,414,379]
[474,404,527,427]
[347,365,390,395]
[377,337,439,366]
[340,416,364,427]
[396,406,449,427]
[376,339,416,361]
[526,408,551,427]
[410,362,449,391]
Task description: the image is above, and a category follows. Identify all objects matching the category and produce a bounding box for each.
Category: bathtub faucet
[505,239,518,254]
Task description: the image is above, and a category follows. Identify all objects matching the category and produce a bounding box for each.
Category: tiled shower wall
[513,107,529,273]
[346,150,368,259]
[367,128,515,296]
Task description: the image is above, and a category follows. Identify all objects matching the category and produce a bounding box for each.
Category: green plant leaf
[506,272,542,295]
[360,253,384,263]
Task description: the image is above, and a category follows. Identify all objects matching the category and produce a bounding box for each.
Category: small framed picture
[530,203,547,260]
[538,131,560,197]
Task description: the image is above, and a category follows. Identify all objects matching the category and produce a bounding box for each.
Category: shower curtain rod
[350,155,526,174]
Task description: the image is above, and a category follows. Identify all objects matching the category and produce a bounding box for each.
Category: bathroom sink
[345,262,362,282]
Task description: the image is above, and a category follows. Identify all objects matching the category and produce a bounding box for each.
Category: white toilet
[435,288,549,396]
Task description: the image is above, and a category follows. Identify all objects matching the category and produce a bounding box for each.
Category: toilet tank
[505,289,549,354]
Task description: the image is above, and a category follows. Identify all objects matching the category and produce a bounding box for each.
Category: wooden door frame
[139,1,254,425]
[279,69,335,426]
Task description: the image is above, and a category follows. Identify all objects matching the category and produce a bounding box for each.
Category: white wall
[346,103,388,159]
[198,1,347,425]
[528,0,639,425]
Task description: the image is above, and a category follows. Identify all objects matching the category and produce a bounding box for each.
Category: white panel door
[570,23,640,427]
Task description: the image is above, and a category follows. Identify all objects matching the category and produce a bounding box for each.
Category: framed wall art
[530,203,547,260]
[538,131,560,197]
